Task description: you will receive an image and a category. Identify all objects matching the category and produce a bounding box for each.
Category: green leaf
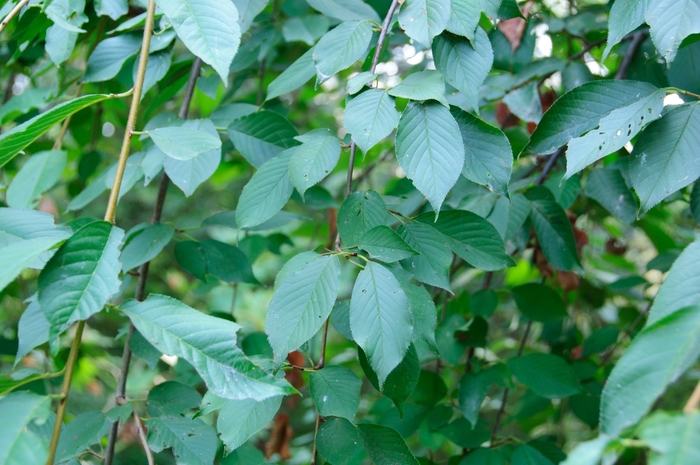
[83,34,142,82]
[266,47,317,101]
[227,110,299,168]
[357,424,420,465]
[446,0,480,40]
[511,444,555,465]
[357,225,418,263]
[503,82,543,123]
[56,411,109,463]
[317,417,364,465]
[433,29,494,112]
[235,149,294,229]
[526,186,581,271]
[630,103,700,214]
[337,190,389,246]
[6,150,66,210]
[360,345,420,415]
[0,392,51,465]
[601,306,700,436]
[15,297,49,366]
[95,0,128,20]
[486,194,531,240]
[524,80,661,156]
[289,128,341,197]
[344,89,400,153]
[309,366,362,419]
[560,436,615,465]
[512,283,568,322]
[401,283,438,353]
[216,395,282,450]
[649,237,700,325]
[266,254,341,359]
[459,366,506,428]
[313,21,374,82]
[146,417,217,465]
[121,294,295,400]
[0,208,71,246]
[388,70,448,107]
[45,0,88,65]
[147,381,202,417]
[395,101,464,212]
[603,0,646,58]
[461,448,507,465]
[156,0,241,81]
[647,0,700,63]
[398,221,452,291]
[347,71,378,95]
[0,94,115,167]
[282,15,329,45]
[350,261,412,387]
[398,0,450,47]
[201,239,258,284]
[163,119,221,197]
[210,103,257,127]
[150,126,222,161]
[0,88,52,124]
[232,0,269,33]
[451,108,513,196]
[638,411,700,465]
[508,353,583,398]
[204,210,307,232]
[584,167,637,224]
[38,221,123,337]
[306,0,381,22]
[419,210,514,271]
[330,300,353,341]
[0,238,67,292]
[119,223,174,272]
[565,88,665,178]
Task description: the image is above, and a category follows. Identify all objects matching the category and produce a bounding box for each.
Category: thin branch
[535,146,565,186]
[103,57,202,465]
[684,380,700,413]
[614,31,645,80]
[369,0,401,75]
[133,411,155,465]
[0,0,30,34]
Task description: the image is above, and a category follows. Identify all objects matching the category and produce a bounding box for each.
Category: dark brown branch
[535,146,565,186]
[614,31,645,80]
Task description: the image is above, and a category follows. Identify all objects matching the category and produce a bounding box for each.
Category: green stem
[3,368,66,395]
[667,87,700,100]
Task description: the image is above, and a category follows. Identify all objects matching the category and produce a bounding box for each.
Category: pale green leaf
[95,0,128,20]
[309,366,362,419]
[603,0,646,58]
[647,0,700,63]
[282,15,329,45]
[357,225,418,263]
[638,411,700,465]
[350,261,413,386]
[83,34,142,82]
[398,221,452,291]
[227,110,299,168]
[337,190,389,246]
[486,194,531,240]
[388,70,448,106]
[306,0,381,22]
[56,411,109,463]
[150,126,222,161]
[398,0,450,47]
[0,238,67,293]
[15,296,49,366]
[156,0,241,81]
[121,294,295,400]
[584,167,637,224]
[313,21,374,82]
[503,82,542,123]
[446,0,480,40]
[266,48,317,101]
[232,0,270,33]
[146,417,217,465]
[216,395,282,450]
[344,89,399,153]
[0,88,52,124]
[266,254,340,358]
[38,221,123,337]
[347,71,378,94]
[120,223,174,272]
[395,101,464,212]
[6,150,66,210]
[289,128,341,197]
[0,392,51,465]
[134,50,173,99]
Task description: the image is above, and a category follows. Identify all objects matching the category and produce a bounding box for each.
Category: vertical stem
[46,2,158,464]
[103,57,203,465]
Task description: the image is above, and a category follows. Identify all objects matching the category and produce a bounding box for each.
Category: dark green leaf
[511,443,555,465]
[508,353,583,398]
[584,167,637,224]
[56,411,109,463]
[120,223,174,272]
[317,417,364,465]
[358,424,420,465]
[146,416,217,465]
[398,221,452,291]
[147,381,202,417]
[360,345,420,416]
[512,283,568,322]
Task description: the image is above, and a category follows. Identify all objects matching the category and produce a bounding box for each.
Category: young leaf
[398,0,450,47]
[388,70,449,107]
[156,0,241,81]
[451,108,513,196]
[584,167,637,224]
[524,80,661,156]
[357,225,418,263]
[236,149,294,229]
[600,306,700,436]
[227,111,299,168]
[309,366,362,419]
[629,103,700,214]
[121,294,295,400]
[508,353,583,399]
[398,221,452,291]
[433,29,494,112]
[120,223,174,272]
[6,150,66,210]
[512,283,568,322]
[395,101,464,212]
[565,88,665,178]
[317,418,365,465]
[150,126,222,161]
[265,254,341,359]
[419,210,514,271]
[350,261,413,387]
[216,395,283,450]
[266,47,317,101]
[358,424,420,465]
[0,392,52,465]
[313,21,374,82]
[38,221,123,337]
[344,89,400,154]
[146,417,217,465]
[289,128,341,198]
[337,190,389,246]
[526,186,581,271]
[0,94,117,167]
[83,34,142,82]
[306,0,381,22]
